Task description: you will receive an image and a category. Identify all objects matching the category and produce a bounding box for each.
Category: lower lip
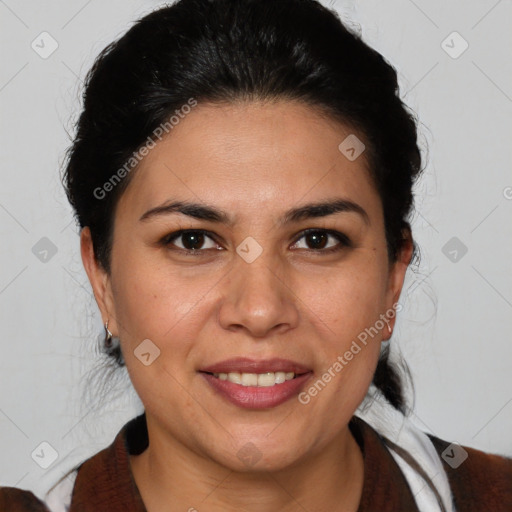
[200,372,312,409]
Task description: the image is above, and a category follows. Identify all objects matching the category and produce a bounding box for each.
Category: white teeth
[227,372,241,384]
[258,372,276,387]
[241,373,258,386]
[213,371,297,387]
[274,372,286,384]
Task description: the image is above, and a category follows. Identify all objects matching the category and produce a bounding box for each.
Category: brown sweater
[1,413,511,511]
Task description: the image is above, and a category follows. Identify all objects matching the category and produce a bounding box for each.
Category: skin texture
[81,100,413,511]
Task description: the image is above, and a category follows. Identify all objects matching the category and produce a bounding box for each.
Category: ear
[383,227,413,339]
[80,227,118,335]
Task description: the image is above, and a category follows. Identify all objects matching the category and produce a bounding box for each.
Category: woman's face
[82,100,411,471]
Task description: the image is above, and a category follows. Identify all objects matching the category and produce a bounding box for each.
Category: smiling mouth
[201,371,306,387]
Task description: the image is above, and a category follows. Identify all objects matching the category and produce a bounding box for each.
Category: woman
[1,0,511,510]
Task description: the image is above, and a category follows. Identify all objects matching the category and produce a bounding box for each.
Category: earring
[104,319,113,347]
[381,322,392,343]
[104,319,120,349]
[103,319,124,365]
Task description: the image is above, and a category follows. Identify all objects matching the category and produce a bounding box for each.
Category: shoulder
[0,486,51,511]
[428,434,512,511]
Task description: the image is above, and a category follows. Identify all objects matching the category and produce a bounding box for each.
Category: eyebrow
[139,198,370,226]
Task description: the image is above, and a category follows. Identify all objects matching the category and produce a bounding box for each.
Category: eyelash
[160,228,352,256]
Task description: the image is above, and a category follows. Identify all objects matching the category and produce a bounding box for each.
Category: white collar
[355,385,455,512]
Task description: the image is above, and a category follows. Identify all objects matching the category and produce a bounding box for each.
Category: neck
[130,418,364,512]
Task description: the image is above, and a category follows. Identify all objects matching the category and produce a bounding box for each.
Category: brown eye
[180,232,206,250]
[304,231,328,249]
[163,230,219,252]
[291,229,351,252]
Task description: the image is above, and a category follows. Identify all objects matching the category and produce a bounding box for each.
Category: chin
[204,434,308,474]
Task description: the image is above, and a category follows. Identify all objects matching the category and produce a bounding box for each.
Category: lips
[198,357,313,409]
[200,372,312,409]
[199,357,311,375]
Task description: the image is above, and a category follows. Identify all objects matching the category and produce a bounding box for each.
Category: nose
[218,252,300,338]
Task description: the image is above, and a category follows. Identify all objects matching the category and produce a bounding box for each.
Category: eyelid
[162,229,221,248]
[161,228,352,255]
[290,228,352,251]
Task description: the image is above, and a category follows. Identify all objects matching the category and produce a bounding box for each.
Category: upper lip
[199,357,311,375]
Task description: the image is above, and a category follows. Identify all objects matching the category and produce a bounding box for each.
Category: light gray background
[1,0,511,499]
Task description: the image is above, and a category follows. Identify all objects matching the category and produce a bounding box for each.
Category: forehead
[117,100,381,223]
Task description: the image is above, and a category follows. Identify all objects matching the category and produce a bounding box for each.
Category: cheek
[303,255,388,343]
[110,247,208,341]
[297,265,385,415]
[294,251,387,406]
[110,255,206,414]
